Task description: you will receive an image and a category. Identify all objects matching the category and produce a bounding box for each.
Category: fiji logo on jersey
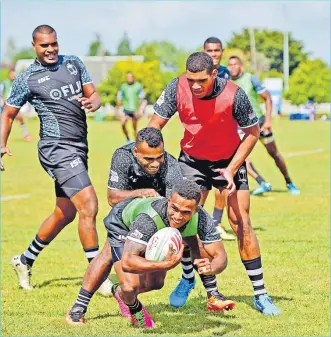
[49,81,82,101]
[67,62,78,76]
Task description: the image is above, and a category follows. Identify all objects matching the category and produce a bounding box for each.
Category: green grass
[1,117,330,336]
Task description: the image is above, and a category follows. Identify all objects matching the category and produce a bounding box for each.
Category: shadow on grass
[36,276,82,288]
[228,294,293,308]
[144,297,242,335]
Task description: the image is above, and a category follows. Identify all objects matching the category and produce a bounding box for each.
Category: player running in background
[149,52,281,316]
[1,25,111,295]
[228,56,300,195]
[116,71,146,143]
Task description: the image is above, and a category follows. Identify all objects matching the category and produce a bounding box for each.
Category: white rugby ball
[145,227,182,262]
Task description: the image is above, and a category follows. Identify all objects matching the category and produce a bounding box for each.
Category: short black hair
[171,180,201,205]
[228,55,242,64]
[204,37,223,49]
[32,25,56,41]
[186,52,214,75]
[136,127,164,148]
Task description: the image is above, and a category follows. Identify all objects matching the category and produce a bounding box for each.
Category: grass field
[1,117,330,336]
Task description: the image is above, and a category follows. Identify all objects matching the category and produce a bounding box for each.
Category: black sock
[73,288,94,313]
[242,256,267,299]
[256,176,265,185]
[200,274,218,298]
[84,245,99,263]
[285,177,292,184]
[111,283,119,295]
[212,208,224,226]
[180,247,195,283]
[126,299,143,315]
[23,235,50,267]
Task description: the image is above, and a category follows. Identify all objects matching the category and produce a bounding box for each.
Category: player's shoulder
[113,143,135,161]
[63,55,82,62]
[164,151,179,166]
[167,77,179,90]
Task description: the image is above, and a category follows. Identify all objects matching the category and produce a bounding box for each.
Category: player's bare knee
[78,200,98,219]
[120,281,139,297]
[150,278,165,291]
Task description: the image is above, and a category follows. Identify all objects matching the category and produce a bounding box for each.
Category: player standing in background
[116,72,146,143]
[228,56,300,196]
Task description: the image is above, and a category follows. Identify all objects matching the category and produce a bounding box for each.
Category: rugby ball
[145,227,182,262]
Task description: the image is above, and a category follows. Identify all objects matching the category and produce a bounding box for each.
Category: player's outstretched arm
[108,189,160,206]
[194,241,228,276]
[122,240,183,274]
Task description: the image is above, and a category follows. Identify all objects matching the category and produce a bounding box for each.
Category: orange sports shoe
[207,291,236,312]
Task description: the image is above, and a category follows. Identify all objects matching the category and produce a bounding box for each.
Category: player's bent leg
[264,141,300,195]
[214,189,236,240]
[113,260,155,328]
[82,240,114,296]
[66,240,114,325]
[246,160,272,196]
[71,184,98,249]
[227,190,280,315]
[11,197,76,291]
[132,117,138,140]
[120,116,131,143]
[195,238,235,312]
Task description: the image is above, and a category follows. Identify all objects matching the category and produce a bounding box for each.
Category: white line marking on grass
[0,194,31,201]
[284,148,324,158]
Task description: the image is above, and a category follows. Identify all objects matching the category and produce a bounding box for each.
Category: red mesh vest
[176,75,240,161]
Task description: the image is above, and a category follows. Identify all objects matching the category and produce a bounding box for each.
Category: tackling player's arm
[193,210,228,275]
[219,87,260,194]
[122,240,184,274]
[121,214,183,273]
[148,78,178,130]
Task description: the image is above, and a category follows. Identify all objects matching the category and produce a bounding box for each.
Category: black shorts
[123,109,137,119]
[258,115,275,144]
[55,170,91,198]
[38,139,91,198]
[104,198,133,248]
[178,151,249,191]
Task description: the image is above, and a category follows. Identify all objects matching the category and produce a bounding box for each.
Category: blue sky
[1,0,330,63]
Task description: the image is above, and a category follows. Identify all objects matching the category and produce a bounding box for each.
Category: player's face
[167,193,199,229]
[228,58,242,79]
[204,43,223,67]
[127,73,134,84]
[32,32,59,65]
[8,71,15,81]
[186,69,217,99]
[134,141,165,175]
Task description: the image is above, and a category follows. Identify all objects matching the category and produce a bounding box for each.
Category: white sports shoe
[97,278,114,296]
[10,255,33,290]
[217,226,236,241]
